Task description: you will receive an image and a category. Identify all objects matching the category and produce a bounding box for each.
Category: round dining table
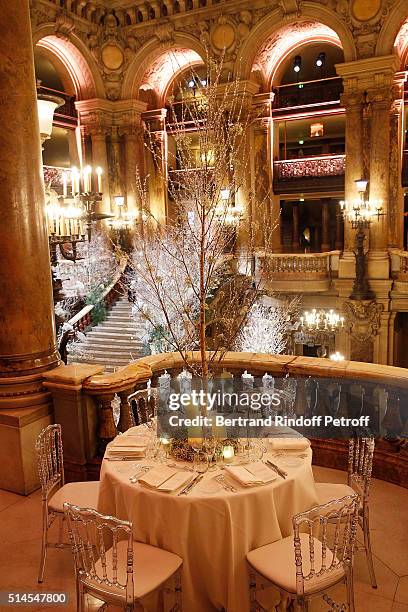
[98,428,319,612]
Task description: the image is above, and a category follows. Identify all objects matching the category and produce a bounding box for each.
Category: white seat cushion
[247,533,345,595]
[85,540,182,602]
[49,481,100,513]
[315,482,354,507]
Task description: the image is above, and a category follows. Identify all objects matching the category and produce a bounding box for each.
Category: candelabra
[339,179,384,300]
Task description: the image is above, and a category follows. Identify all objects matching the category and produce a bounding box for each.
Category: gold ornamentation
[352,0,381,22]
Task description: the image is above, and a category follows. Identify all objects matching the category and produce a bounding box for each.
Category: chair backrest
[36,424,64,500]
[348,437,375,500]
[293,494,359,597]
[64,503,134,607]
[128,388,158,425]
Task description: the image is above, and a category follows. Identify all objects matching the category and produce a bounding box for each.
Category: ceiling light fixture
[293,56,302,73]
[316,52,326,68]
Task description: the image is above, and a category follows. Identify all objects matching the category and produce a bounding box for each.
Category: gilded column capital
[340,90,365,110]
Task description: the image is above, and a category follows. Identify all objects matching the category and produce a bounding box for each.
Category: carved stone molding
[344,299,383,344]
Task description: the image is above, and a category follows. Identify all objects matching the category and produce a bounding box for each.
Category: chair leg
[362,506,377,589]
[174,569,182,611]
[58,514,64,546]
[346,569,355,612]
[38,504,48,583]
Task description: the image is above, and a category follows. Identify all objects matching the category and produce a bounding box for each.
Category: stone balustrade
[42,351,408,487]
[258,251,340,288]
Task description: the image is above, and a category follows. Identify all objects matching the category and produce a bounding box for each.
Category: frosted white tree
[236,297,300,355]
[57,231,118,299]
[125,54,275,377]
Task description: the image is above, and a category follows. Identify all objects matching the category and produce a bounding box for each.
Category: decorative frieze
[274,155,346,179]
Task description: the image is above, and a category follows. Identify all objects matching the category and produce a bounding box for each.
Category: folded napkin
[245,461,278,484]
[267,437,310,451]
[107,445,146,457]
[224,465,263,486]
[111,437,147,448]
[138,465,177,489]
[158,471,195,492]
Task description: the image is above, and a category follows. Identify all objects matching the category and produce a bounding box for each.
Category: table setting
[98,423,319,611]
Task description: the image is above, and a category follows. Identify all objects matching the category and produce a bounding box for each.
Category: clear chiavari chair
[36,424,100,583]
[128,387,158,425]
[315,437,377,588]
[246,494,359,612]
[64,503,183,612]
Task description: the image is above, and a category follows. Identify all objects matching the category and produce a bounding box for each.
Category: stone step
[83,336,143,347]
[78,348,141,359]
[105,315,138,323]
[101,320,143,328]
[86,327,140,340]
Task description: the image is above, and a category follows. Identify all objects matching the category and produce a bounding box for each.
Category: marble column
[0,1,60,492]
[388,75,405,249]
[143,109,168,225]
[335,203,344,250]
[292,203,300,252]
[90,128,111,214]
[340,90,365,253]
[367,87,393,253]
[321,199,330,252]
[122,126,145,216]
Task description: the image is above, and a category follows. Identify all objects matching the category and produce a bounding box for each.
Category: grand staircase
[68,296,146,372]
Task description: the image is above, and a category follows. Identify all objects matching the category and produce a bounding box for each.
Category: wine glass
[203,437,217,471]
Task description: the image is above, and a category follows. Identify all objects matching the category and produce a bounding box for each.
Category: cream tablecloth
[98,433,319,612]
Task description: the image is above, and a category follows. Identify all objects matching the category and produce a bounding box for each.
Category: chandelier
[300,309,344,332]
[46,166,112,261]
[339,179,383,229]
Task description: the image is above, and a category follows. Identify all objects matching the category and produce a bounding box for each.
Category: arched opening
[34,46,78,171]
[251,24,345,255]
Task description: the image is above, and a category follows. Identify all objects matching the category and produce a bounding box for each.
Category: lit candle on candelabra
[83,166,92,193]
[96,167,103,193]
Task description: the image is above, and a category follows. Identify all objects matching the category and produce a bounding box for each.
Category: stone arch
[121,35,206,104]
[376,0,408,59]
[236,4,356,83]
[33,26,105,100]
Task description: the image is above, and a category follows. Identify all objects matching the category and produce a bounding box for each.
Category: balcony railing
[37,85,77,127]
[258,251,339,281]
[43,351,408,488]
[274,154,346,180]
[273,77,343,110]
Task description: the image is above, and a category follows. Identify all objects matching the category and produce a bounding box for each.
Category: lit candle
[222,446,234,461]
[83,166,92,193]
[96,167,103,193]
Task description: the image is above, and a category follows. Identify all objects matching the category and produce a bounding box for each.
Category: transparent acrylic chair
[315,437,377,588]
[64,503,183,611]
[35,424,100,583]
[246,494,359,612]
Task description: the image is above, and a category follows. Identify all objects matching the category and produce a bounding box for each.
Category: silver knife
[105,456,141,462]
[179,473,202,495]
[266,460,287,479]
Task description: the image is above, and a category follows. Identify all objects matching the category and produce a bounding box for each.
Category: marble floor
[0,466,407,612]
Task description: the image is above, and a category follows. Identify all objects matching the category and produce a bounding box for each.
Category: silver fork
[216,475,237,493]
